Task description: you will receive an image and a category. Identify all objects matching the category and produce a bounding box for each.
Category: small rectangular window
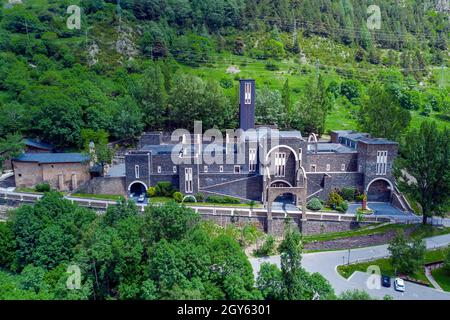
[219,166,224,173]
[244,82,252,104]
[326,164,330,172]
[173,166,177,174]
[234,165,241,174]
[376,151,388,175]
[275,153,286,177]
[341,164,346,171]
[135,165,139,179]
[185,168,193,194]
[157,166,162,174]
[204,166,208,173]
[310,164,317,172]
[249,149,257,172]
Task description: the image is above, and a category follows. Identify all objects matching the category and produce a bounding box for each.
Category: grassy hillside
[0,0,448,150]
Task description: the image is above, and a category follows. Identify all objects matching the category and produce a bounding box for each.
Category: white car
[137,195,145,203]
[394,278,405,292]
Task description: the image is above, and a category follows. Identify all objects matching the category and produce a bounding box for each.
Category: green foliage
[444,246,450,274]
[0,133,24,172]
[263,39,285,60]
[339,187,356,201]
[254,236,276,257]
[173,192,183,203]
[81,129,113,166]
[144,202,200,242]
[147,187,157,198]
[35,183,51,193]
[358,82,411,140]
[0,222,15,268]
[388,232,426,275]
[327,191,344,210]
[195,193,205,202]
[395,121,450,224]
[336,201,349,213]
[154,181,174,197]
[340,80,361,104]
[206,196,241,204]
[338,289,374,300]
[307,198,323,211]
[255,87,285,128]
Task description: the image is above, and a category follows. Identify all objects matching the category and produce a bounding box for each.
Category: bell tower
[239,79,255,130]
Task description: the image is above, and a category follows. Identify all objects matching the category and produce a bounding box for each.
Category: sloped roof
[24,139,54,150]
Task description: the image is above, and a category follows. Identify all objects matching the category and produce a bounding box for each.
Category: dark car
[381,275,391,288]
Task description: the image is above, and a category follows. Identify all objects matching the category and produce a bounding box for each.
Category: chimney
[239,79,255,130]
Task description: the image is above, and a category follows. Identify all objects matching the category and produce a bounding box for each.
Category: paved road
[250,234,450,300]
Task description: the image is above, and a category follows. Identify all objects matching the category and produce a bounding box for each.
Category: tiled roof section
[24,139,54,150]
[14,153,90,164]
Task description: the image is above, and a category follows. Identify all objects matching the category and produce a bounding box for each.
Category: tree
[144,202,200,243]
[0,133,24,172]
[296,75,333,136]
[81,129,113,174]
[255,87,285,127]
[256,263,284,300]
[0,222,15,268]
[358,83,411,140]
[281,79,292,120]
[131,63,167,131]
[388,232,426,275]
[395,121,450,224]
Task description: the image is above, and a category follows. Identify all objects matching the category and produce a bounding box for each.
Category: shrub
[219,78,233,89]
[147,187,157,198]
[195,193,205,202]
[355,194,365,202]
[336,201,349,213]
[444,247,450,273]
[340,188,356,201]
[173,192,183,203]
[254,235,276,257]
[265,60,279,71]
[206,196,241,204]
[327,191,344,209]
[307,198,323,211]
[155,181,174,197]
[35,183,51,192]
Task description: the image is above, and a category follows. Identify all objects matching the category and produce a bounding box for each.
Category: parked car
[381,275,391,288]
[137,195,145,203]
[394,278,405,292]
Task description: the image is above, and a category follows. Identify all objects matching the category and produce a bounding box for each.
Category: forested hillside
[0,0,448,150]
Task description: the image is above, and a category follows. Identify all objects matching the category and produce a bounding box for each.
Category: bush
[254,236,276,257]
[355,194,365,202]
[444,246,450,274]
[195,193,205,202]
[340,188,356,201]
[147,187,157,198]
[35,183,51,193]
[155,181,174,197]
[206,196,241,204]
[265,60,279,71]
[336,201,349,213]
[173,192,183,203]
[327,191,344,209]
[219,78,233,89]
[307,198,323,211]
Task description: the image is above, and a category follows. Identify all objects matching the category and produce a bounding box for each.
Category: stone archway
[128,181,148,197]
[366,178,393,202]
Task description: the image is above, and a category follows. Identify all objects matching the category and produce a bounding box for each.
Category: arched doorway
[270,181,296,210]
[129,181,147,197]
[366,178,392,202]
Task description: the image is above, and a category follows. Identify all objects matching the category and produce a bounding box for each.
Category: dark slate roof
[313,143,357,154]
[13,153,90,164]
[24,138,54,150]
[140,145,175,155]
[357,137,398,145]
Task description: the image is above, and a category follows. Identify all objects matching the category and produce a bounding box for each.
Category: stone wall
[13,161,90,191]
[76,176,126,195]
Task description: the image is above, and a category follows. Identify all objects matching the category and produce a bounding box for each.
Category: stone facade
[124,80,402,212]
[13,161,90,191]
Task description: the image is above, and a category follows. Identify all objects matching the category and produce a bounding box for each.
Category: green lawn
[409,225,450,240]
[148,196,263,208]
[431,268,450,292]
[302,223,409,244]
[337,248,448,287]
[70,193,124,201]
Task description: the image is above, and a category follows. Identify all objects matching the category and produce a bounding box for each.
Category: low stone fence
[0,191,391,236]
